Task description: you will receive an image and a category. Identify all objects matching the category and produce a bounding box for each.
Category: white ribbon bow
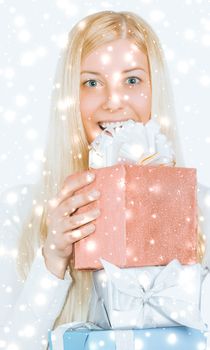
[99,258,207,331]
[89,119,176,168]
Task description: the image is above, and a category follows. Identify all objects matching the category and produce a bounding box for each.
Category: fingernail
[89,190,100,199]
[86,172,95,182]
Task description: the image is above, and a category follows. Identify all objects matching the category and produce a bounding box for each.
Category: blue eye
[83,79,99,87]
[82,77,141,88]
[126,77,141,85]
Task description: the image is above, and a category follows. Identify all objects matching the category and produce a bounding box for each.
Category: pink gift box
[73,165,198,270]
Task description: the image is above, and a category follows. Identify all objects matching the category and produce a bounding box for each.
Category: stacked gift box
[49,121,208,349]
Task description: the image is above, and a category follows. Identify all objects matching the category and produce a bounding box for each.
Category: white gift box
[89,259,207,330]
[89,119,175,168]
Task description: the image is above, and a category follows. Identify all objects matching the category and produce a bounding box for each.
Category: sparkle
[26,128,37,140]
[124,52,133,61]
[167,333,177,344]
[78,20,86,30]
[26,162,37,173]
[177,61,190,74]
[86,240,96,252]
[6,192,18,205]
[101,54,110,64]
[117,177,125,189]
[170,311,178,319]
[0,340,6,348]
[159,116,170,127]
[201,34,210,47]
[41,278,57,289]
[149,10,165,22]
[15,95,27,107]
[184,29,195,40]
[51,33,68,49]
[7,344,19,350]
[145,331,151,337]
[55,0,78,17]
[35,205,43,217]
[36,46,47,57]
[5,286,12,293]
[123,94,129,100]
[20,51,35,66]
[19,304,27,311]
[33,148,45,162]
[99,340,105,346]
[199,75,210,87]
[22,325,36,337]
[4,326,10,333]
[57,97,73,110]
[71,230,82,238]
[148,185,160,193]
[0,245,6,256]
[48,198,58,208]
[197,342,207,350]
[165,49,174,61]
[134,338,144,349]
[201,18,210,31]
[113,71,121,82]
[3,110,16,122]
[18,29,31,42]
[20,47,48,66]
[34,293,46,305]
[4,67,15,79]
[89,341,97,350]
[204,194,210,207]
[14,15,26,27]
[199,215,204,222]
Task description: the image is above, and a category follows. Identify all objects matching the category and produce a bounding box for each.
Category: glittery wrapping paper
[73,165,198,270]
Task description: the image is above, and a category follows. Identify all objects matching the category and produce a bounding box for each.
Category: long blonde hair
[17,10,205,328]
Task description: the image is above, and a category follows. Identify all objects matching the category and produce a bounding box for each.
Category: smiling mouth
[98,120,134,130]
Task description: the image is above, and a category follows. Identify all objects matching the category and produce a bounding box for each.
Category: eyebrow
[80,67,146,75]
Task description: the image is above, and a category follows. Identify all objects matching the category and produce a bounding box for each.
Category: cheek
[80,90,101,120]
[131,92,151,111]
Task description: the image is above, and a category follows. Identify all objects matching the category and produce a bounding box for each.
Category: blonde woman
[0,10,209,350]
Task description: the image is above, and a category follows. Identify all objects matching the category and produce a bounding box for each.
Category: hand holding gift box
[90,258,208,330]
[73,165,197,269]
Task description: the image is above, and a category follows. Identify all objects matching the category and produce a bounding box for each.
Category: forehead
[81,38,149,73]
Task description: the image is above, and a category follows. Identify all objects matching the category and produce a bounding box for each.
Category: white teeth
[99,121,129,128]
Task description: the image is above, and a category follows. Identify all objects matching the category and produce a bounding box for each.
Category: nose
[102,86,124,112]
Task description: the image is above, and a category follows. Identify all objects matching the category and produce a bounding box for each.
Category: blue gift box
[49,326,207,350]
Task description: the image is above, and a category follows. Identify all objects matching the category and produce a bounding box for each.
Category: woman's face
[80,38,152,144]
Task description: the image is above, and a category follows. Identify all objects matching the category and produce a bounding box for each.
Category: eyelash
[82,76,142,87]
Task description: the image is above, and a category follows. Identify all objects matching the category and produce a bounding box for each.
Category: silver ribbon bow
[99,258,207,331]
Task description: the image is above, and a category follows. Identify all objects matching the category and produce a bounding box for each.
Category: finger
[63,208,100,232]
[48,171,95,210]
[65,223,96,244]
[58,189,100,217]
